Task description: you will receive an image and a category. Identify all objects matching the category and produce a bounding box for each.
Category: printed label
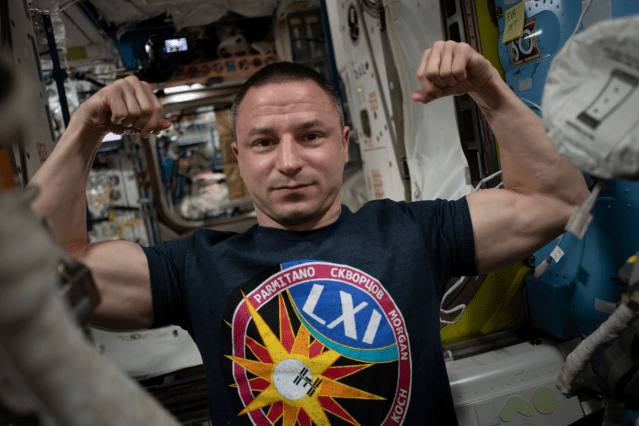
[372,169,384,199]
[222,261,412,425]
[37,143,48,163]
[509,18,542,67]
[369,92,378,111]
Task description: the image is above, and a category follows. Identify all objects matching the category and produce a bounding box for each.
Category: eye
[306,133,319,141]
[255,139,272,148]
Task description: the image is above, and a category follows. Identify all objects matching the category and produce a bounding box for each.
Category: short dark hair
[231,61,344,142]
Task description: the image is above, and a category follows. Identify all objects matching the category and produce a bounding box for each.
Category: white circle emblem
[273,359,314,401]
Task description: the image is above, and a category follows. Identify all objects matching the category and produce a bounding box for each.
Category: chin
[276,207,321,226]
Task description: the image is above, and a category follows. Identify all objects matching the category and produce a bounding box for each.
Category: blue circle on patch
[288,280,397,362]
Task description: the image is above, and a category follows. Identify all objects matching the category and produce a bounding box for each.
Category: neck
[256,199,343,232]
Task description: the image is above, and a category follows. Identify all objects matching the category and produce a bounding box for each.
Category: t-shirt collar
[255,204,353,242]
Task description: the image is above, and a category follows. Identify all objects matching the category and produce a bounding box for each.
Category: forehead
[236,80,339,132]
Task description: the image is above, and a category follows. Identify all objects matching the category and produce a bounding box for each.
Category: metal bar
[41,13,70,127]
[319,0,346,114]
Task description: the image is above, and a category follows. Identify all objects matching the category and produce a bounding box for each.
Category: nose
[275,135,304,176]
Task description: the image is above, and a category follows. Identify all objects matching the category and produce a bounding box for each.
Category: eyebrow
[245,120,330,138]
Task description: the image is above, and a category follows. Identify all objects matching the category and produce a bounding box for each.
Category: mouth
[272,183,312,192]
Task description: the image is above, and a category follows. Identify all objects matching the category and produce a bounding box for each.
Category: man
[30,41,589,425]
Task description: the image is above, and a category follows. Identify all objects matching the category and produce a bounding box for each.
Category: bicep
[71,240,154,330]
[466,188,574,274]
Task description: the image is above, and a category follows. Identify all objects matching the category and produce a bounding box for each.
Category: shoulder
[354,198,468,221]
[144,228,244,258]
[188,228,242,245]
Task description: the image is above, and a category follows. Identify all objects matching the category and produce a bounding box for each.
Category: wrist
[66,105,110,145]
[469,69,510,118]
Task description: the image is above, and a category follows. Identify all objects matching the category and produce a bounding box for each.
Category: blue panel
[494,0,639,116]
[529,180,639,341]
[496,0,584,116]
[527,272,578,339]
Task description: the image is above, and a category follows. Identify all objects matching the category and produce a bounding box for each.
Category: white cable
[520,98,543,112]
[565,179,603,239]
[440,305,467,325]
[573,0,596,37]
[534,256,552,282]
[440,276,467,325]
[496,182,504,189]
[474,170,503,192]
[557,290,639,397]
[442,276,466,303]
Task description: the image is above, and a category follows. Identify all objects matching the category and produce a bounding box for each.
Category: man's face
[233,79,349,230]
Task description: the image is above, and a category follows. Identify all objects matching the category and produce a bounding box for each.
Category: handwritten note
[502,1,525,43]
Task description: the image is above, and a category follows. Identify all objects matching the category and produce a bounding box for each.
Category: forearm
[470,71,590,206]
[29,112,107,254]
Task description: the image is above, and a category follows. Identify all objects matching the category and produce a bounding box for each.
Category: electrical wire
[474,170,503,192]
[565,179,603,239]
[573,0,596,36]
[440,276,467,325]
[533,233,565,282]
[520,98,543,113]
[522,0,594,118]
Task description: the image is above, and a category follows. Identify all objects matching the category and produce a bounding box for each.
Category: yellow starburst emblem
[226,292,385,425]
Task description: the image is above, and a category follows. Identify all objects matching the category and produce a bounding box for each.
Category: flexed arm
[413,41,589,274]
[29,76,171,329]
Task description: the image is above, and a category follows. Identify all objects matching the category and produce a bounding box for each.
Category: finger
[131,81,159,137]
[106,86,128,126]
[424,41,447,90]
[141,98,165,138]
[119,80,141,128]
[415,48,432,83]
[451,44,469,84]
[415,48,443,98]
[411,90,427,103]
[439,41,460,87]
[155,118,172,133]
[410,90,443,104]
[143,82,166,136]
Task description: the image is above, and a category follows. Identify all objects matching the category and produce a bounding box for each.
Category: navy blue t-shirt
[143,198,476,426]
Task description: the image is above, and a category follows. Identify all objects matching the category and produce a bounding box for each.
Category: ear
[231,141,239,159]
[342,126,350,165]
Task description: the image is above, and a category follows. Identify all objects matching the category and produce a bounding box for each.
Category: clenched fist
[75,75,171,139]
[411,41,497,104]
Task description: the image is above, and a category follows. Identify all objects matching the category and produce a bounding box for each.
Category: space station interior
[1,0,639,425]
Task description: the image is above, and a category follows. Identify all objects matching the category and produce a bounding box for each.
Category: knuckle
[433,40,445,49]
[111,112,125,121]
[452,67,466,78]
[125,75,140,84]
[425,68,438,79]
[129,106,141,118]
[140,106,154,119]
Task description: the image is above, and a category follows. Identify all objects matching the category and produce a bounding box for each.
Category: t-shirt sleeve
[406,196,477,280]
[438,196,478,278]
[141,240,191,330]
